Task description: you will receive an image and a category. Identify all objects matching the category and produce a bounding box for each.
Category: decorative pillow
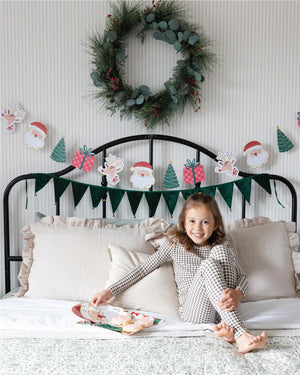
[225,217,299,302]
[34,212,143,227]
[106,243,179,317]
[17,216,170,301]
[292,252,300,297]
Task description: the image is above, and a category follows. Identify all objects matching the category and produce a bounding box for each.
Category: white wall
[1,0,299,296]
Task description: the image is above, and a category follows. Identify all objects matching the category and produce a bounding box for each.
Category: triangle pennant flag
[90,185,106,208]
[253,174,271,195]
[145,192,161,217]
[53,177,70,202]
[200,185,216,197]
[33,173,279,216]
[127,191,144,217]
[71,181,89,208]
[163,191,179,216]
[217,182,234,209]
[35,173,52,194]
[235,177,252,204]
[108,189,125,214]
[181,188,199,200]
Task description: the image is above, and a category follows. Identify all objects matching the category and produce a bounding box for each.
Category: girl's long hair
[167,193,225,253]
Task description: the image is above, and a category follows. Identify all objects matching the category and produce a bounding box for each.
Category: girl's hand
[91,289,112,306]
[217,288,243,311]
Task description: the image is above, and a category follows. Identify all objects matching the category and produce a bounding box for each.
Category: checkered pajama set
[109,239,248,339]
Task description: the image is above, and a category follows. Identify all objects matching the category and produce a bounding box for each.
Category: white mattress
[1,296,300,339]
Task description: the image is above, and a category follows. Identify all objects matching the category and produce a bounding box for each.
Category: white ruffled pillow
[17,216,170,301]
[225,217,299,302]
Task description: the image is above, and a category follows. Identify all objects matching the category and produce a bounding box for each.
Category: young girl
[91,193,267,354]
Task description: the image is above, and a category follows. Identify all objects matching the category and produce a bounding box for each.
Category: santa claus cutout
[243,141,269,169]
[24,122,47,150]
[130,161,155,190]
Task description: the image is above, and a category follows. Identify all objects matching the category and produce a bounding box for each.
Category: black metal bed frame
[3,134,298,293]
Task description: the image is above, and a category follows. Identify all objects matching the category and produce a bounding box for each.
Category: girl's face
[184,205,217,246]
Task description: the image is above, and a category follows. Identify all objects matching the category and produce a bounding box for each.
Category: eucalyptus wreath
[89,0,216,130]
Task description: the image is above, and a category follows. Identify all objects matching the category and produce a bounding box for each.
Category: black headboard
[3,134,298,293]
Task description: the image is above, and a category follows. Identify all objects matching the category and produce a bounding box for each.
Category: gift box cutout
[72,145,95,172]
[183,159,205,184]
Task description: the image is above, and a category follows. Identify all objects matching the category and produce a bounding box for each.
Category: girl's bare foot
[213,320,235,343]
[236,331,267,354]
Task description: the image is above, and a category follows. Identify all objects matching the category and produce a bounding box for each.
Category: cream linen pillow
[225,217,299,302]
[17,216,170,301]
[292,251,300,297]
[106,243,179,317]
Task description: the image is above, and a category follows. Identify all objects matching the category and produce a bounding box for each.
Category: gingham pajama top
[109,238,248,324]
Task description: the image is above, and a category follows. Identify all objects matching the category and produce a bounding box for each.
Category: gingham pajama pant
[181,246,247,339]
[109,239,247,339]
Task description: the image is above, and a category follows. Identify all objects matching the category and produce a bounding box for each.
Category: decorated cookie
[136,316,154,328]
[122,321,143,334]
[111,313,132,326]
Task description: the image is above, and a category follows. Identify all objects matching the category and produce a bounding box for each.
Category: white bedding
[1,296,300,339]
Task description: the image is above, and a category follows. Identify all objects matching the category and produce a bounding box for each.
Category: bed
[1,134,300,375]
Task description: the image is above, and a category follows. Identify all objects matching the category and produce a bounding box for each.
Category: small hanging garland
[88,0,216,130]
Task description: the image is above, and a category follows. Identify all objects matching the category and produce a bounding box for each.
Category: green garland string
[34,173,279,217]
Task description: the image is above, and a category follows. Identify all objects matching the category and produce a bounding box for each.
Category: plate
[72,303,162,335]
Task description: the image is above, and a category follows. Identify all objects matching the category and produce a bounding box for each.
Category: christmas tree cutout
[277,127,294,152]
[51,137,66,162]
[163,162,179,189]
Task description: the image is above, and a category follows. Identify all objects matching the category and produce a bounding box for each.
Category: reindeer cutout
[1,104,25,133]
[215,151,239,177]
[98,154,124,185]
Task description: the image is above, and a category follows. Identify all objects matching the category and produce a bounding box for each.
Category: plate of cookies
[72,303,163,335]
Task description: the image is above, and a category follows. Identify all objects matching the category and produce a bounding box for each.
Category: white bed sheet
[1,296,300,339]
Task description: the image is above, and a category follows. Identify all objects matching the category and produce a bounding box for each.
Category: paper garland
[277,127,294,152]
[243,141,269,169]
[71,146,95,172]
[215,152,239,177]
[183,159,205,184]
[98,154,124,185]
[34,173,275,216]
[130,161,155,190]
[163,162,179,189]
[1,104,25,133]
[51,137,66,163]
[24,122,48,150]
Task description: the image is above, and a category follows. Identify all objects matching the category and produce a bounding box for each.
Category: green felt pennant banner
[181,188,199,200]
[71,181,89,208]
[200,185,216,197]
[53,176,70,202]
[253,174,272,195]
[163,191,180,216]
[127,191,143,216]
[145,191,161,217]
[35,174,52,194]
[90,185,106,208]
[217,182,234,209]
[34,173,277,216]
[108,189,125,214]
[234,176,252,204]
